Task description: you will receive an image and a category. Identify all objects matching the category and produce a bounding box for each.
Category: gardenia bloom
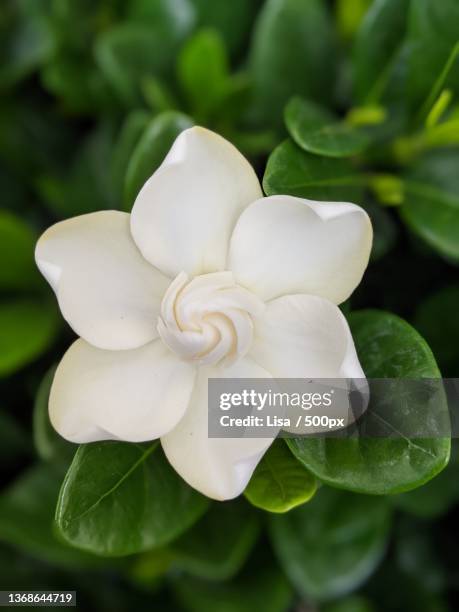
[35,127,372,501]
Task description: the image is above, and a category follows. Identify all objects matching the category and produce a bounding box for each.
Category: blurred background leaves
[1,0,459,610]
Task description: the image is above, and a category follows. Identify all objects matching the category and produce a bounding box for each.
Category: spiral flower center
[157,271,264,367]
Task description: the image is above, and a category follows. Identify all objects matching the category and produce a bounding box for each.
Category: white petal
[35,211,170,350]
[130,127,262,278]
[50,339,196,443]
[250,294,364,379]
[228,195,372,303]
[161,358,273,500]
[250,294,366,433]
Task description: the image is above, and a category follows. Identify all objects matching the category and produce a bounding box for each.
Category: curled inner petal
[157,272,264,367]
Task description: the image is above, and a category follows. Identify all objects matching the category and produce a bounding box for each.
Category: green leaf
[414,285,459,376]
[38,123,116,218]
[95,16,191,107]
[0,210,39,291]
[173,566,293,612]
[244,440,317,513]
[0,96,75,181]
[249,0,335,128]
[56,442,209,557]
[415,46,459,126]
[129,547,175,587]
[142,75,178,113]
[263,139,364,202]
[33,366,75,464]
[269,487,391,601]
[353,0,410,103]
[171,500,260,580]
[288,310,450,495]
[336,0,372,40]
[190,0,259,57]
[401,150,459,262]
[0,298,59,378]
[393,443,459,519]
[177,28,229,121]
[110,110,151,202]
[285,97,370,158]
[124,110,193,209]
[349,310,443,379]
[407,0,459,109]
[0,0,52,90]
[127,0,195,33]
[40,56,114,116]
[0,463,100,567]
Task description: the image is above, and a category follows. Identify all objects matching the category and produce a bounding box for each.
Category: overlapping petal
[161,358,273,500]
[250,294,367,433]
[50,339,196,443]
[130,127,263,278]
[35,211,170,350]
[250,293,364,379]
[228,195,372,304]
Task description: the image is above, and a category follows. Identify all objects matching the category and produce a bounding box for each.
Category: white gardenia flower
[35,127,372,501]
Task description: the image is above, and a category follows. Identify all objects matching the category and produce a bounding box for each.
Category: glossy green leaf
[285,97,370,158]
[33,366,74,464]
[269,487,391,601]
[401,150,459,262]
[414,285,459,376]
[288,310,450,495]
[0,298,59,378]
[244,440,317,513]
[0,210,39,291]
[263,139,364,202]
[353,0,410,102]
[171,500,260,580]
[0,463,100,567]
[173,566,293,612]
[124,110,193,209]
[349,309,444,379]
[249,0,335,127]
[177,29,229,120]
[407,0,459,109]
[56,442,209,557]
